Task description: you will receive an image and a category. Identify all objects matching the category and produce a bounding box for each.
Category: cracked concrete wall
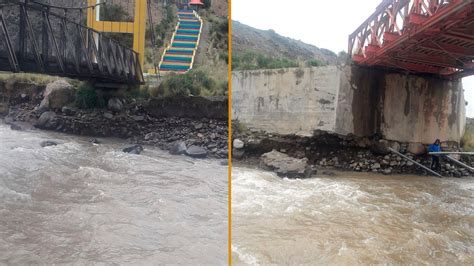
[232,65,466,144]
[232,66,341,136]
[381,73,465,143]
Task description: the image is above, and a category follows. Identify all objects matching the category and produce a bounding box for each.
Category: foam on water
[232,166,474,265]
[0,123,228,264]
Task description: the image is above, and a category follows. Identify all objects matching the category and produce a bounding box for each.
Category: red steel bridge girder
[349,0,474,77]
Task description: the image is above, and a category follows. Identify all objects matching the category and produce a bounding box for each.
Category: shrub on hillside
[306,59,324,67]
[233,52,299,70]
[157,70,226,97]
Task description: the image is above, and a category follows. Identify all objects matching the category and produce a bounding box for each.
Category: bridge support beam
[336,65,466,145]
[87,0,147,70]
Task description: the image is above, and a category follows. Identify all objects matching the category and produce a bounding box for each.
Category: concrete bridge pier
[232,65,466,146]
[340,65,466,145]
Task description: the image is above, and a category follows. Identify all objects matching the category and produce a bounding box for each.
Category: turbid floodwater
[0,123,228,264]
[232,166,474,265]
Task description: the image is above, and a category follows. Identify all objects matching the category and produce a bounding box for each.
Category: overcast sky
[232,0,474,117]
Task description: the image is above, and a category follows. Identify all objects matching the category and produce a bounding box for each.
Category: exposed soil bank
[0,80,228,158]
[232,128,472,178]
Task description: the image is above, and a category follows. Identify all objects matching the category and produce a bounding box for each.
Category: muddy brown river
[232,167,474,265]
[0,123,228,264]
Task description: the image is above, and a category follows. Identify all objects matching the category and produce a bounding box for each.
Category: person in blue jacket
[428,139,441,171]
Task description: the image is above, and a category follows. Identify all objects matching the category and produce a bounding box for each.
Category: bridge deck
[349,0,474,77]
[0,1,144,85]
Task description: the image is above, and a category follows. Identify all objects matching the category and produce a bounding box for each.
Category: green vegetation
[461,122,474,151]
[152,70,226,97]
[74,82,105,109]
[209,18,228,51]
[144,5,176,69]
[232,119,247,135]
[202,0,212,9]
[0,73,62,86]
[306,59,324,67]
[232,52,299,70]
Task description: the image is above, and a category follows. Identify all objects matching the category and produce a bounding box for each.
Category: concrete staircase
[158,9,203,73]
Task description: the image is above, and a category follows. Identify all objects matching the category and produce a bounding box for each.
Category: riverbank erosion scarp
[0,78,228,158]
[232,128,473,178]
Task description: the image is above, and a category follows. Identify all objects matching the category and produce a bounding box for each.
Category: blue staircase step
[179,25,200,30]
[174,36,199,41]
[172,42,197,48]
[163,56,192,62]
[177,29,200,35]
[160,64,190,70]
[167,49,194,55]
[180,21,201,25]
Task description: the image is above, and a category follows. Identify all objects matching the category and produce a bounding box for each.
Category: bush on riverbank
[74,82,106,109]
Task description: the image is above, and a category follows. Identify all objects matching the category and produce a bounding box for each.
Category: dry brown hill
[232,20,337,65]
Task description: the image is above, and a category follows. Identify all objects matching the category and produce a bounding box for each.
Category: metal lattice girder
[349,0,474,77]
[0,1,144,85]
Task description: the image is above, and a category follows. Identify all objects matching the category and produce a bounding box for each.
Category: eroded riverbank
[0,123,228,264]
[232,166,474,265]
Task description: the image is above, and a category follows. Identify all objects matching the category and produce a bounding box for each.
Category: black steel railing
[0,0,144,85]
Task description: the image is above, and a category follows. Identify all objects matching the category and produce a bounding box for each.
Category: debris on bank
[0,79,228,159]
[233,128,472,178]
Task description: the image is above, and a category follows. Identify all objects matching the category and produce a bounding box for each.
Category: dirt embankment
[0,79,228,159]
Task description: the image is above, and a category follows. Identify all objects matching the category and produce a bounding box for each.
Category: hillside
[232,20,337,65]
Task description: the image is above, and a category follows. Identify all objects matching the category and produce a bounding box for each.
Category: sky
[232,0,474,117]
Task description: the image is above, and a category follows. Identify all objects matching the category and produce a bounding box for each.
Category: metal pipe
[442,155,474,173]
[429,152,474,155]
[389,148,442,177]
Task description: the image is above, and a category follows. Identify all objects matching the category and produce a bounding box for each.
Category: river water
[232,167,474,265]
[0,123,228,264]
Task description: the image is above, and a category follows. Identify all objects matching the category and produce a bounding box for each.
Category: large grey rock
[407,142,425,155]
[108,98,124,113]
[169,141,187,155]
[123,145,144,154]
[233,139,244,149]
[39,80,75,110]
[370,139,400,155]
[260,150,314,179]
[40,140,58,147]
[35,111,56,129]
[185,145,208,158]
[61,106,76,116]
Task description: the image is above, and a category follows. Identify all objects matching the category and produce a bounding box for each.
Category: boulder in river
[40,140,58,147]
[35,111,56,129]
[185,145,208,158]
[169,141,187,155]
[123,145,144,154]
[260,150,314,179]
[39,80,75,111]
